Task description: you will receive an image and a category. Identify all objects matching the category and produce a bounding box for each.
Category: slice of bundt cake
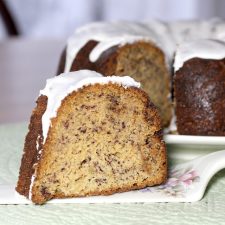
[57,22,172,128]
[16,70,167,204]
[174,39,225,135]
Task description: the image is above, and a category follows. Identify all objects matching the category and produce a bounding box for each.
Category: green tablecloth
[0,123,225,225]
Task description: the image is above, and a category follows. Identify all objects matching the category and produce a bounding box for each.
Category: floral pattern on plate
[141,167,200,197]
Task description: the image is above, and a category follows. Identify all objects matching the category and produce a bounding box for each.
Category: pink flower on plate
[140,167,200,197]
[166,177,179,187]
[177,169,199,187]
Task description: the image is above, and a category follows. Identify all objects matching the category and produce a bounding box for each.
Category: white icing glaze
[40,69,140,143]
[65,21,169,72]
[174,39,225,72]
[64,19,225,73]
[29,165,37,200]
[36,134,40,151]
[169,20,214,46]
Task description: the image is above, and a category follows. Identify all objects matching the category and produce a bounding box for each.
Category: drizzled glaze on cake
[65,19,225,73]
[65,21,170,72]
[174,39,225,72]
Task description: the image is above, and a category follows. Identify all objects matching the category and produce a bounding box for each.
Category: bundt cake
[16,70,167,204]
[174,39,225,135]
[56,19,225,132]
[57,22,172,128]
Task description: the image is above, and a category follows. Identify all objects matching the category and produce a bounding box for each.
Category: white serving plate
[164,134,225,145]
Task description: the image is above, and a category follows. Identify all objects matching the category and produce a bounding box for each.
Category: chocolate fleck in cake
[174,39,225,135]
[57,21,172,128]
[16,70,167,204]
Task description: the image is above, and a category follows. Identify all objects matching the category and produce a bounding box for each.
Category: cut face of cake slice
[16,70,167,204]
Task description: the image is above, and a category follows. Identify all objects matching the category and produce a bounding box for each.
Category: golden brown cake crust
[16,95,47,197]
[16,83,167,204]
[175,57,225,135]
